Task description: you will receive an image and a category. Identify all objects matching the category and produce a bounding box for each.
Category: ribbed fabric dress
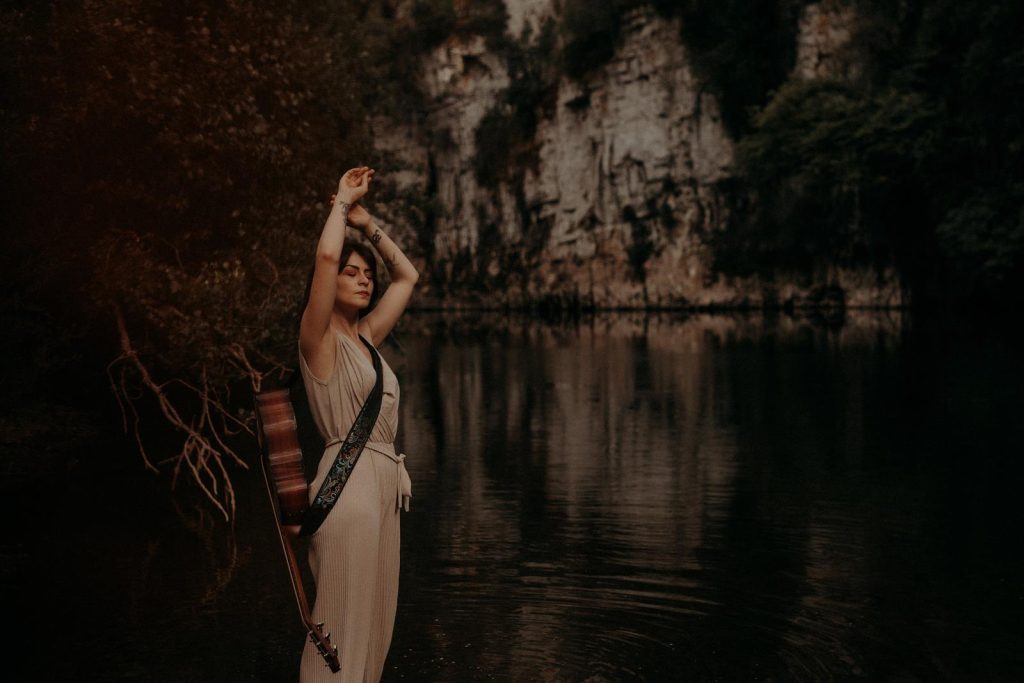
[297,331,411,682]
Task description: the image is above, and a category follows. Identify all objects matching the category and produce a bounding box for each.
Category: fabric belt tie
[323,439,411,512]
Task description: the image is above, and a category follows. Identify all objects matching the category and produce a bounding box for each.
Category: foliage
[711,0,1024,308]
[560,0,809,135]
[0,0,433,517]
[712,80,941,275]
[474,0,809,187]
[473,19,558,188]
[672,0,809,136]
[409,0,458,48]
[875,0,1024,306]
[560,0,628,80]
[622,206,656,282]
[935,185,1024,303]
[410,0,508,52]
[5,0,1023,521]
[560,0,1024,307]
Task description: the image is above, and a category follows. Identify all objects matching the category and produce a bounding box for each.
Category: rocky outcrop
[522,8,734,308]
[376,1,903,309]
[794,1,858,81]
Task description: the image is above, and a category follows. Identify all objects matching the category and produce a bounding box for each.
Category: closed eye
[341,265,373,280]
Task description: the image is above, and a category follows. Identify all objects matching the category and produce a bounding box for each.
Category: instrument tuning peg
[326,632,331,640]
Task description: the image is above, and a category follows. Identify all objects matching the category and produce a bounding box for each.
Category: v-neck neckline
[337,330,376,373]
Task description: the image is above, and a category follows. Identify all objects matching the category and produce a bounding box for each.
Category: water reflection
[384,310,1021,681]
[17,311,1023,681]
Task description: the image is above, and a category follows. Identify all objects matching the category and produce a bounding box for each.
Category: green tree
[711,0,1024,309]
[715,80,941,277]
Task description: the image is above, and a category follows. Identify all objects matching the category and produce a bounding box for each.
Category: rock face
[526,9,734,308]
[377,1,904,308]
[794,0,859,81]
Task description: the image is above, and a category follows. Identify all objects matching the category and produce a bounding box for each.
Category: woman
[296,166,418,681]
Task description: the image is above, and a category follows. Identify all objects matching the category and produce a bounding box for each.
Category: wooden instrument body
[255,387,340,673]
[255,389,309,525]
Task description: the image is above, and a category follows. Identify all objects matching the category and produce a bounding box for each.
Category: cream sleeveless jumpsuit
[297,331,411,682]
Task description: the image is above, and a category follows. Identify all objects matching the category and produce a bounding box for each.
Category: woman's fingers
[338,167,375,201]
[351,168,374,192]
[342,166,369,185]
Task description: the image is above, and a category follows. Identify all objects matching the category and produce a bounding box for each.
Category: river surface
[9,311,1024,681]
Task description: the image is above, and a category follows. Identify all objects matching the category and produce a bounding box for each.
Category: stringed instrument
[255,388,341,673]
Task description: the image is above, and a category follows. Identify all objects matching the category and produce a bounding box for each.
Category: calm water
[10,312,1024,681]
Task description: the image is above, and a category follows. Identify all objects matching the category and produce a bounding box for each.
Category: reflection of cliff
[391,311,913,676]
[393,313,913,675]
[395,318,747,673]
[378,1,902,309]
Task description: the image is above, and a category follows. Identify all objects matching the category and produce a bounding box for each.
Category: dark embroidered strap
[299,336,384,537]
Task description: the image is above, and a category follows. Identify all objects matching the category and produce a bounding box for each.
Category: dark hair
[339,241,380,312]
[299,242,381,332]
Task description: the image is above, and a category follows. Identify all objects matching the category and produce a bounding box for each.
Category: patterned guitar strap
[299,336,384,537]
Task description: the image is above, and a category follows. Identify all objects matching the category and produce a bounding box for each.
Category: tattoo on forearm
[369,227,400,270]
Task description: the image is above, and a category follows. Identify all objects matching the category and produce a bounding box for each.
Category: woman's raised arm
[299,167,372,374]
[347,202,419,346]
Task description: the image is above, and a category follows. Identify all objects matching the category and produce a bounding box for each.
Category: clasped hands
[334,166,375,230]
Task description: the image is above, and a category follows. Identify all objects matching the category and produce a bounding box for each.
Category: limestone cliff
[376,1,904,309]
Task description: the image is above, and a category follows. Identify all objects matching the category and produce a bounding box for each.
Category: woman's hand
[336,166,374,205]
[347,202,373,229]
[344,166,374,189]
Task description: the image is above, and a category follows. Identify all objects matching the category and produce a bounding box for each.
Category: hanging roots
[107,307,257,521]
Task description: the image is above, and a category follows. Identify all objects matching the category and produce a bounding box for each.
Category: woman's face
[336,252,374,310]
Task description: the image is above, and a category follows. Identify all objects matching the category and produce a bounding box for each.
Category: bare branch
[112,306,247,520]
